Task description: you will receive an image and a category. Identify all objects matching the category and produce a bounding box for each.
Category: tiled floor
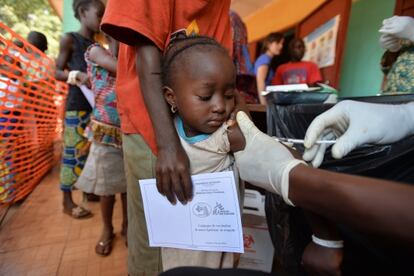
[0,167,128,276]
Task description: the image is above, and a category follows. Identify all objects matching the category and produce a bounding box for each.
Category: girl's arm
[88,46,117,75]
[255,65,268,105]
[55,34,73,81]
[228,123,245,152]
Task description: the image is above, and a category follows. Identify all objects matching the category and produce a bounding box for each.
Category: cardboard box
[238,189,274,272]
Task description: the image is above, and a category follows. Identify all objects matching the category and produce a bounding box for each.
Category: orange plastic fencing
[0,22,67,206]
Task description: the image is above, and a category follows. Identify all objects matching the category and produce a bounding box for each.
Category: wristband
[312,235,344,248]
[67,70,80,85]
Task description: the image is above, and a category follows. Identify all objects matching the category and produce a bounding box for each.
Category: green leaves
[0,0,62,57]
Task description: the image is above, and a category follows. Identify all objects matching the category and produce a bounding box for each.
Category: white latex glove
[67,70,80,85]
[379,33,401,52]
[303,100,414,168]
[379,16,414,42]
[234,111,306,206]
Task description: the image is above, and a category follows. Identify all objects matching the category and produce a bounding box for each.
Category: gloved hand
[303,100,414,168]
[234,111,305,206]
[379,33,401,52]
[379,16,414,42]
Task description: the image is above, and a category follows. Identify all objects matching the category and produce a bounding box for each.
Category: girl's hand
[76,72,91,88]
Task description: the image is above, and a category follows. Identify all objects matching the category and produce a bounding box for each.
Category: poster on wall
[303,15,340,68]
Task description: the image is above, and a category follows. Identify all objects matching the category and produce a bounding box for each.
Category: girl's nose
[211,96,225,113]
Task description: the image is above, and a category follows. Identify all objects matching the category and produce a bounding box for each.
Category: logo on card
[243,234,255,249]
[212,202,235,216]
[193,202,211,218]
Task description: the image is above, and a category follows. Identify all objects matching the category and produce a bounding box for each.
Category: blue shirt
[254,53,274,86]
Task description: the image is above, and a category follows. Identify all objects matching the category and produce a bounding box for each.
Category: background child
[253,32,284,104]
[75,35,127,256]
[271,38,322,86]
[160,36,246,270]
[55,0,104,219]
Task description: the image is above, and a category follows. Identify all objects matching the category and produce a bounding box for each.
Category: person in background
[379,16,414,93]
[26,31,51,82]
[230,10,253,75]
[254,32,284,104]
[271,38,322,86]
[55,0,105,219]
[75,35,127,256]
[27,31,48,53]
[229,10,257,104]
[380,50,400,91]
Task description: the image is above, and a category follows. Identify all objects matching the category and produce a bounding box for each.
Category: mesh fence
[0,22,67,205]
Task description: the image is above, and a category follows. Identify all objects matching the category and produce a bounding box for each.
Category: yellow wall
[244,0,327,42]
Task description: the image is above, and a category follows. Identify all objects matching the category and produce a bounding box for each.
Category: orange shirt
[271,61,322,85]
[101,0,232,154]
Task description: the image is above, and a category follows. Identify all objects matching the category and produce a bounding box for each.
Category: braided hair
[161,35,230,87]
[72,0,102,20]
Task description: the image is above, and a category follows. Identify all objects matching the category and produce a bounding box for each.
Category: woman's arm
[290,164,414,248]
[89,46,117,75]
[255,65,268,105]
[55,34,73,81]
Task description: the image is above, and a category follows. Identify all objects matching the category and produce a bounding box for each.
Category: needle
[275,138,336,145]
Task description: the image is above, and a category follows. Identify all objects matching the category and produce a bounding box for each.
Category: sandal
[95,233,115,256]
[63,206,92,219]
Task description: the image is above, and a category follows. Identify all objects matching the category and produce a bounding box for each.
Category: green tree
[0,0,62,58]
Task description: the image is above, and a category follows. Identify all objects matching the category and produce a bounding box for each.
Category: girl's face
[81,2,105,33]
[165,50,236,137]
[269,39,284,56]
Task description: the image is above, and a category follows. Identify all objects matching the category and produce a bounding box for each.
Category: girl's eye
[225,94,235,100]
[198,95,212,101]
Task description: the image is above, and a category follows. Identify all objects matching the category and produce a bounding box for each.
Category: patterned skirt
[59,110,90,191]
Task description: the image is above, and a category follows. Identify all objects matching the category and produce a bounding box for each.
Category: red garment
[101,0,232,154]
[271,61,322,85]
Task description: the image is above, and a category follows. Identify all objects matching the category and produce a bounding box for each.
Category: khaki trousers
[122,134,162,276]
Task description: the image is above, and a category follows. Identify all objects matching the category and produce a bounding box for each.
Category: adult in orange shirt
[101,1,233,275]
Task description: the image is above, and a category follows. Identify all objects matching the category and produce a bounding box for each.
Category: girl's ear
[163,86,176,107]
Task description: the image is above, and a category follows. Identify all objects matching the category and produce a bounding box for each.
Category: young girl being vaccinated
[160,35,246,270]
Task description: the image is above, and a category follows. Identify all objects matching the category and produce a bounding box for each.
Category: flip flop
[95,233,115,256]
[63,206,92,219]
